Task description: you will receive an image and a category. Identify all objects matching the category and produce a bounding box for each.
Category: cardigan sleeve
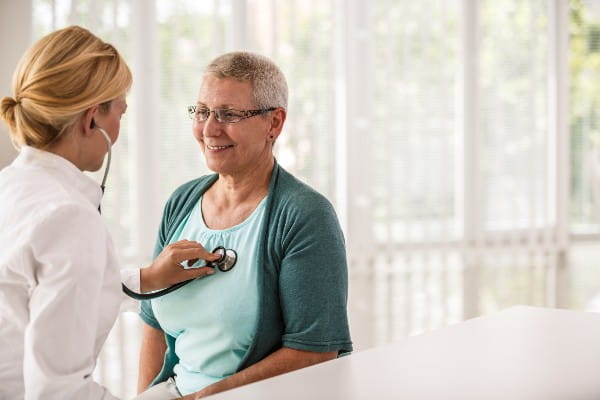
[140,298,161,329]
[277,191,353,355]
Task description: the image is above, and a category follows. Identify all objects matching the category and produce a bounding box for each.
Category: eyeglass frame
[187,105,277,124]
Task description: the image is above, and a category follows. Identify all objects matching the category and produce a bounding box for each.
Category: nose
[201,111,222,137]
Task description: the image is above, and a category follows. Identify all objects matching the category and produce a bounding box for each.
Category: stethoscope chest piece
[209,246,238,272]
[121,245,239,300]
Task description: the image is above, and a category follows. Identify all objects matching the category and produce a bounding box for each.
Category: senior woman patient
[137,52,352,399]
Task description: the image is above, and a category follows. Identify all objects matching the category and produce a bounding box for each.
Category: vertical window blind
[25,0,600,398]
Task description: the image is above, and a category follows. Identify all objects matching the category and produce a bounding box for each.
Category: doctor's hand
[139,240,221,293]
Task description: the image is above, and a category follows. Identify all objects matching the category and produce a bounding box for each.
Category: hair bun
[0,96,19,129]
[1,96,18,108]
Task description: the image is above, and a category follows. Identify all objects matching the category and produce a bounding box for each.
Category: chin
[88,160,105,172]
[204,161,222,174]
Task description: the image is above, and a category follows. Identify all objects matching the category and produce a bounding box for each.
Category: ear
[268,108,286,141]
[81,105,99,137]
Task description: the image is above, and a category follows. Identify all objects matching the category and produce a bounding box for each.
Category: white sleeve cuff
[120,268,141,313]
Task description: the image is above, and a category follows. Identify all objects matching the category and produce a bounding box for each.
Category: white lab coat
[0,147,140,400]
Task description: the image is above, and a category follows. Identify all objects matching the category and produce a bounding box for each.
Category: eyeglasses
[187,105,277,124]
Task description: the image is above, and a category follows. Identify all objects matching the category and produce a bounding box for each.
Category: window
[25,1,600,398]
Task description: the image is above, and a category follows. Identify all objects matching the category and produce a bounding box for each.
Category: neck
[44,131,85,171]
[212,157,274,206]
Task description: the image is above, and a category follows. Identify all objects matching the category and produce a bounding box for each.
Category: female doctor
[0,26,219,399]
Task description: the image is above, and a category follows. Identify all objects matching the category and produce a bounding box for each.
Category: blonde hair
[204,51,287,110]
[0,25,132,149]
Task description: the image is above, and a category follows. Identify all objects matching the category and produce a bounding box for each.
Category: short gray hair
[204,51,288,110]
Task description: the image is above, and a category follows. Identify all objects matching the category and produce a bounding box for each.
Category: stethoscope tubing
[122,277,195,300]
[96,127,111,193]
[122,246,237,300]
[94,127,238,301]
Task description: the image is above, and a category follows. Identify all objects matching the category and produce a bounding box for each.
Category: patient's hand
[140,240,221,293]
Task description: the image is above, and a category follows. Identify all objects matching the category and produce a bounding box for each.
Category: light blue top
[151,196,266,395]
[140,163,352,389]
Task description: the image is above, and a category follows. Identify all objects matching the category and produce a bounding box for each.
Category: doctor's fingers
[168,240,221,259]
[162,240,213,256]
[167,245,221,264]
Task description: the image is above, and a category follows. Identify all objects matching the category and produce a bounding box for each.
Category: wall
[0,1,32,168]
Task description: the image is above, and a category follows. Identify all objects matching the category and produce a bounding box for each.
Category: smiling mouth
[206,144,235,150]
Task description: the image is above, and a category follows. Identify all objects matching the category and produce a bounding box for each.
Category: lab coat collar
[14,146,104,209]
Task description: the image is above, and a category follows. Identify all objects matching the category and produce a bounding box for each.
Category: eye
[218,109,244,121]
[221,110,238,117]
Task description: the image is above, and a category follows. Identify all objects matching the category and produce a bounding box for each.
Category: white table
[205,306,600,400]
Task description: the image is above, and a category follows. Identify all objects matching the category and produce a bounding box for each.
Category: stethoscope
[96,125,111,214]
[122,246,238,300]
[95,125,238,300]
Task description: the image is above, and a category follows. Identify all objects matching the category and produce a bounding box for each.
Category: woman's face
[192,77,274,176]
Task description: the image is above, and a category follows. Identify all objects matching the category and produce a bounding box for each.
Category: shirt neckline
[14,146,104,209]
[197,195,268,234]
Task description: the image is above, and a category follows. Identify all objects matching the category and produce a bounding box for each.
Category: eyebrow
[196,102,240,109]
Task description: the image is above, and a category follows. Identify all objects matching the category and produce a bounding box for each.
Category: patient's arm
[181,347,337,399]
[137,323,167,394]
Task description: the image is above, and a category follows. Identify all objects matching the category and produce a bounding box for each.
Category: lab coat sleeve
[120,268,141,313]
[23,205,120,400]
[120,268,140,293]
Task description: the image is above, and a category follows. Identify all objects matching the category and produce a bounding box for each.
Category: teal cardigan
[140,162,353,386]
